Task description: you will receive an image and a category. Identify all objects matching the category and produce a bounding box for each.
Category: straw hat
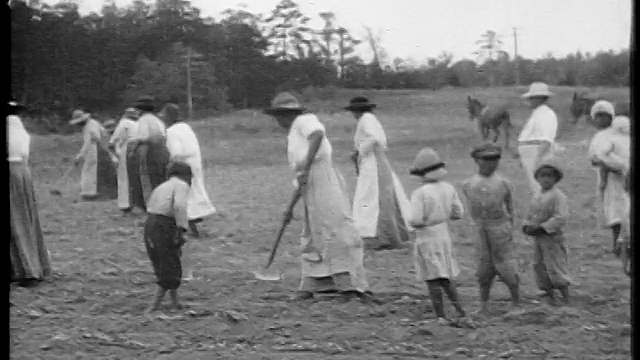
[69,109,91,125]
[409,147,448,180]
[344,96,377,111]
[534,162,564,182]
[590,100,615,119]
[264,92,306,115]
[521,82,554,98]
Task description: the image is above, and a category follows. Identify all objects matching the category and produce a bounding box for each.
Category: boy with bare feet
[461,143,521,315]
[143,162,191,313]
[522,163,572,306]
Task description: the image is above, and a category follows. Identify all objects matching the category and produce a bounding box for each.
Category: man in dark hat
[345,96,412,250]
[461,142,521,315]
[127,95,170,212]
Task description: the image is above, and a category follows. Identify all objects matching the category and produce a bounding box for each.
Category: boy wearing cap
[461,143,521,314]
[522,163,571,306]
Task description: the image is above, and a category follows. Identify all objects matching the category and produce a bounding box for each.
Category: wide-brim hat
[133,95,156,112]
[264,92,306,115]
[69,109,91,125]
[590,100,615,119]
[123,107,139,119]
[344,96,377,111]
[534,163,564,182]
[409,147,448,180]
[521,82,554,99]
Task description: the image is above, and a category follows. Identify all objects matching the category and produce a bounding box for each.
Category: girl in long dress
[69,110,118,201]
[160,102,216,237]
[8,100,52,287]
[109,108,139,213]
[264,92,370,301]
[345,97,412,250]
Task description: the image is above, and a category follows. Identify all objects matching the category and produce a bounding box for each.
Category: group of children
[408,142,571,325]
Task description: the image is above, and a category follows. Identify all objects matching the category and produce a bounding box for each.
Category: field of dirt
[10,86,631,359]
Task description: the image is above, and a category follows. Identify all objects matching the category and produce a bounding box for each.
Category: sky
[42,0,632,63]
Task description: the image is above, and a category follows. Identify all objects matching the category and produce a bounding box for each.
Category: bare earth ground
[10,86,631,359]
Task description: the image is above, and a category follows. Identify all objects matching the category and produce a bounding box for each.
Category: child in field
[144,161,192,313]
[408,147,469,325]
[522,163,572,306]
[461,143,521,315]
[595,115,630,195]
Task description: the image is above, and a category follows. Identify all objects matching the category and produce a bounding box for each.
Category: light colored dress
[109,117,139,209]
[287,113,369,293]
[588,121,630,228]
[517,104,558,194]
[409,181,464,282]
[77,118,117,199]
[353,112,412,248]
[166,122,216,220]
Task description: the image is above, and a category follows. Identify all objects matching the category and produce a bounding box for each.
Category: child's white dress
[409,181,464,282]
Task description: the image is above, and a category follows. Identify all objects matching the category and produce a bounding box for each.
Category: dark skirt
[128,142,170,211]
[144,213,182,290]
[96,145,118,200]
[10,162,51,282]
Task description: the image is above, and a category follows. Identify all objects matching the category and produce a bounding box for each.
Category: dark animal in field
[466,96,511,149]
[570,92,631,124]
[569,92,599,124]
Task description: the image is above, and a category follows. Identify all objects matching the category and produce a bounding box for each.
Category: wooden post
[513,27,520,86]
[186,46,193,120]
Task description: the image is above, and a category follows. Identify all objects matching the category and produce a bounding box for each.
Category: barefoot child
[461,143,521,315]
[522,163,572,305]
[408,147,468,325]
[144,161,192,313]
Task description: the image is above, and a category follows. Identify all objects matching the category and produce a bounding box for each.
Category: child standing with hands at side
[408,147,470,326]
[144,161,192,314]
[522,163,572,306]
[461,143,521,315]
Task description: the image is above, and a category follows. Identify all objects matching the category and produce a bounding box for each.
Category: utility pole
[513,27,520,86]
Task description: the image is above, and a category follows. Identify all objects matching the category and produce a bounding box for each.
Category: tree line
[10,0,629,131]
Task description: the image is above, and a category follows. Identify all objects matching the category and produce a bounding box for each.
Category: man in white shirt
[517,82,558,194]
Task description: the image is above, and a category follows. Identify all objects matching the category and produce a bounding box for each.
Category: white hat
[521,82,554,98]
[590,100,615,119]
[409,147,448,180]
[69,109,90,125]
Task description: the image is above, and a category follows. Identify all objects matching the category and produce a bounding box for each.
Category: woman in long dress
[345,96,411,250]
[587,100,630,255]
[264,92,370,301]
[70,110,118,201]
[8,100,52,287]
[109,108,139,213]
[127,96,170,211]
[160,102,216,237]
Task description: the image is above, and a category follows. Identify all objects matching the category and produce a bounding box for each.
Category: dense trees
[10,0,629,131]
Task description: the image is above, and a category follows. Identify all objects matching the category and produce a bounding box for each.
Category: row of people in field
[67,97,216,239]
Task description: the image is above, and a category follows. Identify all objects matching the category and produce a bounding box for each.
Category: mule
[466,96,511,149]
[569,92,598,124]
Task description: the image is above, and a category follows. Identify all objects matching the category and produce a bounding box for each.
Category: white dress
[166,122,216,220]
[352,113,412,241]
[588,123,630,228]
[409,181,464,282]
